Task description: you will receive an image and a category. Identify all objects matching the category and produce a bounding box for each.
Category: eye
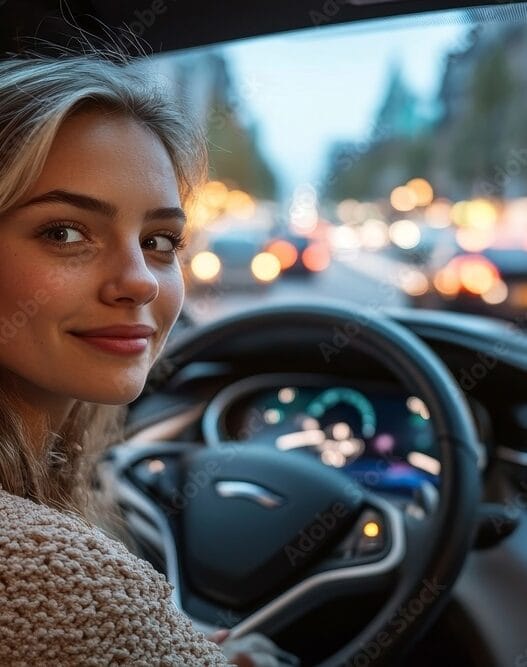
[40,222,87,245]
[143,232,187,253]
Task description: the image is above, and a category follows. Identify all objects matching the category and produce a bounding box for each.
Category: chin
[73,380,147,406]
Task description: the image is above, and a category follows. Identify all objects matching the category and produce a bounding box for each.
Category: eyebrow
[18,189,187,224]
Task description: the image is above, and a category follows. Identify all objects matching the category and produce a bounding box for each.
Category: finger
[208,628,231,644]
[230,653,256,667]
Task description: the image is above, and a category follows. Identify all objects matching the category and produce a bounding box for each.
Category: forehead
[30,110,180,206]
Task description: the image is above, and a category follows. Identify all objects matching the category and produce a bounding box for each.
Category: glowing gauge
[306,388,377,439]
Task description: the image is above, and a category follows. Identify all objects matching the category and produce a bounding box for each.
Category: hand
[208,629,255,666]
[207,629,300,666]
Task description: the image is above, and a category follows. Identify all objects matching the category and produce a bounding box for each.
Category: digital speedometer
[203,372,439,496]
[273,387,377,468]
[306,388,377,438]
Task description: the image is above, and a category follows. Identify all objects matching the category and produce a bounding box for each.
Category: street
[185,254,409,324]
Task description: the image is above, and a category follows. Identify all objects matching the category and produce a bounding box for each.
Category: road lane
[185,255,409,324]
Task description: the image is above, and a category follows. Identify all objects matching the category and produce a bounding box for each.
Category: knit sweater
[0,489,229,666]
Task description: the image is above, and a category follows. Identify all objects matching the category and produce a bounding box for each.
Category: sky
[218,13,470,198]
[155,10,475,200]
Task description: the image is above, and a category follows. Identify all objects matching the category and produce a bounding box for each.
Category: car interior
[2,2,527,666]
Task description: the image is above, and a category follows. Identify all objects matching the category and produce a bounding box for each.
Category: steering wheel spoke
[226,494,406,639]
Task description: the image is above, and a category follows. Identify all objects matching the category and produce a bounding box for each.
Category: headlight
[251,252,281,282]
[190,251,221,282]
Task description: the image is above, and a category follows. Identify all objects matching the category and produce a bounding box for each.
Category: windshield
[151,3,527,327]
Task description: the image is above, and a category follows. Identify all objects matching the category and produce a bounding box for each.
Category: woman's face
[0,109,185,416]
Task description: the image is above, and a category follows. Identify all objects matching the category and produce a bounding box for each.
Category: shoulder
[0,487,165,587]
[0,487,163,593]
[0,489,228,666]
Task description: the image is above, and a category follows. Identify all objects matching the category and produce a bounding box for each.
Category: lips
[70,324,156,338]
[69,324,156,356]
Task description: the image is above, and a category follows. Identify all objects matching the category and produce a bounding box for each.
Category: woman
[0,50,296,666]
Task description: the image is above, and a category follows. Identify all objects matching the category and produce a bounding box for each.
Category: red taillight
[434,255,500,297]
[266,240,298,270]
[302,243,331,272]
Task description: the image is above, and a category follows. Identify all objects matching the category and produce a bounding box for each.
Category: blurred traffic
[151,18,527,327]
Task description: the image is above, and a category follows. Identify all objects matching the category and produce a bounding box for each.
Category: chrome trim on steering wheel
[215,480,286,508]
[103,460,404,638]
[227,495,405,639]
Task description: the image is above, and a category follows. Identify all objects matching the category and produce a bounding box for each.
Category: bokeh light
[266,240,298,270]
[251,252,281,282]
[201,180,229,208]
[424,198,452,228]
[302,243,331,272]
[456,225,496,252]
[225,190,256,219]
[336,199,359,224]
[482,280,509,304]
[389,219,421,249]
[330,225,361,250]
[390,186,418,212]
[458,256,499,295]
[399,268,429,296]
[406,178,434,207]
[434,263,461,296]
[450,198,497,229]
[190,251,221,282]
[360,219,389,250]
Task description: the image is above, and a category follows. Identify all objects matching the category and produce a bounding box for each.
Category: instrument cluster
[202,373,440,496]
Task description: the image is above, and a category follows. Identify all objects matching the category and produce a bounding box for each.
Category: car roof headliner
[0,0,516,57]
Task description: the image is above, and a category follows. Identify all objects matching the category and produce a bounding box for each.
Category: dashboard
[122,308,527,667]
[202,373,440,496]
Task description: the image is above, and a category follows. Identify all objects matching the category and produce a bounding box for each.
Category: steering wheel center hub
[180,444,364,608]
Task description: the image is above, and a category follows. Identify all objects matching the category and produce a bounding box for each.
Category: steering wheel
[110,302,481,666]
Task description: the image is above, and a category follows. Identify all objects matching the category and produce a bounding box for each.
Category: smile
[71,334,149,355]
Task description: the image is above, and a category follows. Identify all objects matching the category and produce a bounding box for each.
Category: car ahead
[265,232,332,277]
[414,244,527,326]
[5,2,527,667]
[184,230,279,293]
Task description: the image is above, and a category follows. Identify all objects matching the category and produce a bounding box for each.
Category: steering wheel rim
[122,301,481,666]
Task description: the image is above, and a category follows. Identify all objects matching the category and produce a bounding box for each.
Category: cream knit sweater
[0,488,229,666]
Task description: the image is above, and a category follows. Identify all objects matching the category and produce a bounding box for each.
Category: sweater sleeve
[0,490,229,666]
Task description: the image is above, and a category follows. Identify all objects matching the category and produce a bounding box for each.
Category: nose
[99,242,160,306]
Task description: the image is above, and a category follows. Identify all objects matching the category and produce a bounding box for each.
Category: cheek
[0,255,55,317]
[0,248,87,336]
[158,263,185,324]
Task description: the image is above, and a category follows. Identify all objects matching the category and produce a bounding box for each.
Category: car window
[150,3,527,328]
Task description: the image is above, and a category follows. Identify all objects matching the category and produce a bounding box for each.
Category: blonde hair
[0,49,207,528]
